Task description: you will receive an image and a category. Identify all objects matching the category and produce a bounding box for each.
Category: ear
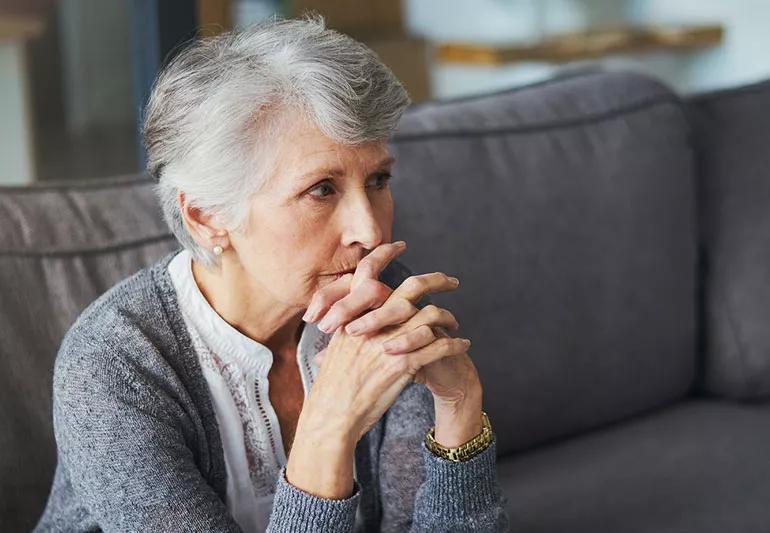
[176,190,228,249]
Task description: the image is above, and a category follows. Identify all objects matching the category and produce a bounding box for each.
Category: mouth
[326,268,356,280]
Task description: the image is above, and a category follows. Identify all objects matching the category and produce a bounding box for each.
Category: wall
[404,0,770,99]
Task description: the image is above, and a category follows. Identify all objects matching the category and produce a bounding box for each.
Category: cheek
[377,192,394,239]
[265,213,335,275]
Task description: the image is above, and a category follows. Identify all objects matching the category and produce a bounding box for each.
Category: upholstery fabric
[0,175,178,532]
[498,399,770,533]
[687,79,770,399]
[389,71,698,456]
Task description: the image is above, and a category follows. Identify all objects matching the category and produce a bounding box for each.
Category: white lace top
[167,249,359,532]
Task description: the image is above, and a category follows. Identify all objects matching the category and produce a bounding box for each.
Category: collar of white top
[167,248,323,375]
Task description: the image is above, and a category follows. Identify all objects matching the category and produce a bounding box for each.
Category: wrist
[433,389,483,447]
[286,419,357,499]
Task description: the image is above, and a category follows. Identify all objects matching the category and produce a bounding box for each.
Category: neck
[191,257,305,356]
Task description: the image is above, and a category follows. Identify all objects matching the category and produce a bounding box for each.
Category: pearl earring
[213,245,224,256]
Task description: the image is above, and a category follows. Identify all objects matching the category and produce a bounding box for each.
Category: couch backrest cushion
[389,71,698,456]
[688,79,770,399]
[0,175,178,532]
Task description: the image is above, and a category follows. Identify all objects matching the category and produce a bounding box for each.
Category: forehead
[269,113,391,172]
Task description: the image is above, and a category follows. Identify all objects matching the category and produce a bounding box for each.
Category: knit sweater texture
[34,247,510,532]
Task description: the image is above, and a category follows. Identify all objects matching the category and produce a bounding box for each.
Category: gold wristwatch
[424,411,493,462]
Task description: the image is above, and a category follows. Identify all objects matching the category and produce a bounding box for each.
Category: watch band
[424,411,493,462]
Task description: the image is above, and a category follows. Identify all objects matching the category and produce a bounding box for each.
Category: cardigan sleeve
[266,465,362,532]
[376,259,511,531]
[378,382,510,532]
[51,340,243,532]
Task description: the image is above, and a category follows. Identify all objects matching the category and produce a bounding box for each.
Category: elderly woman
[35,16,509,533]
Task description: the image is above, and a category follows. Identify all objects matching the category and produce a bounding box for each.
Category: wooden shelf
[436,24,724,65]
[0,15,43,42]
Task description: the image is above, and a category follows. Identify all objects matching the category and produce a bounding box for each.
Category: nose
[340,190,383,250]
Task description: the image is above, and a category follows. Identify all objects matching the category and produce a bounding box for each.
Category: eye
[367,172,392,189]
[307,180,336,199]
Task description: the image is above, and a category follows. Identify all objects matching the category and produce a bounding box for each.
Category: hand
[305,241,463,384]
[307,248,479,409]
[340,276,484,447]
[301,241,467,435]
[287,242,471,496]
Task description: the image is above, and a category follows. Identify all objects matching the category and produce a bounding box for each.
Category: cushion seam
[392,93,682,143]
[0,174,153,194]
[0,233,175,258]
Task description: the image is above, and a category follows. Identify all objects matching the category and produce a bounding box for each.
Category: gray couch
[2,70,769,532]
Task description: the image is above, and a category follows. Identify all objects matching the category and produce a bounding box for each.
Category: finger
[368,336,472,390]
[344,297,417,336]
[350,241,407,292]
[433,325,451,338]
[406,337,471,369]
[381,306,460,353]
[317,278,392,334]
[303,273,354,323]
[305,241,405,324]
[381,324,435,354]
[402,304,459,332]
[390,272,460,307]
[344,276,460,337]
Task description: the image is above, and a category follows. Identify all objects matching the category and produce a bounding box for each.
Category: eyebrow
[298,156,396,182]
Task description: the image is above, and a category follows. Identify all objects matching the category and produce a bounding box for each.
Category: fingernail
[303,305,318,322]
[317,316,333,333]
[463,338,472,346]
[449,277,460,285]
[393,240,406,248]
[382,340,397,353]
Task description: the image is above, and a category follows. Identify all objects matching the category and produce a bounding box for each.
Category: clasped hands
[301,241,483,446]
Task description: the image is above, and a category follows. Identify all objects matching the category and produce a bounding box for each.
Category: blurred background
[1,0,768,186]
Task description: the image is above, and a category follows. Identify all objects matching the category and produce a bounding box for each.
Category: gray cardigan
[34,248,510,532]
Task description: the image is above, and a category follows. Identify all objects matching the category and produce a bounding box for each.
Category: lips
[329,268,356,279]
[322,265,356,280]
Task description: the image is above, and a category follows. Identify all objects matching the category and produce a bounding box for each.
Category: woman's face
[227,114,395,309]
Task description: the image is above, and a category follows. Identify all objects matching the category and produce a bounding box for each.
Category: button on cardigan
[34,246,510,532]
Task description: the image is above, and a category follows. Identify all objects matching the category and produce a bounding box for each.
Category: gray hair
[142,14,411,269]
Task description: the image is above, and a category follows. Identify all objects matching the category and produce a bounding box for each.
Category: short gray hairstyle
[142,14,411,269]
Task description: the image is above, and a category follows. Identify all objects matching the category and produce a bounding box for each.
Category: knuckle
[416,324,435,339]
[397,297,416,316]
[365,279,391,302]
[404,275,426,293]
[394,357,411,374]
[357,258,376,276]
[333,298,353,314]
[311,294,334,312]
[383,333,400,347]
[374,281,392,299]
[422,304,441,320]
[454,338,469,351]
[440,337,456,349]
[313,293,330,309]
